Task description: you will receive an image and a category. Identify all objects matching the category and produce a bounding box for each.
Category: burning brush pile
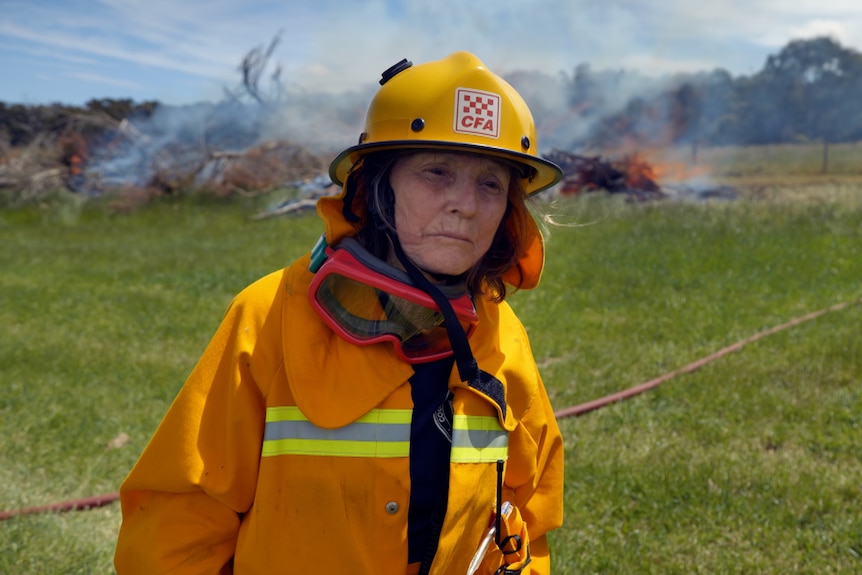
[0,104,334,211]
[543,149,738,202]
[1,109,737,212]
[79,117,331,211]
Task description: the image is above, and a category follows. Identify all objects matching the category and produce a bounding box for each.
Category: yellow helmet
[329,51,562,195]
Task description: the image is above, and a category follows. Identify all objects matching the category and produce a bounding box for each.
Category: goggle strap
[387,234,506,418]
[389,235,510,419]
[309,234,329,273]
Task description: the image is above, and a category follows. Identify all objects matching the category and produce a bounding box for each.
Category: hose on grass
[553,296,861,419]
[0,492,119,520]
[1,296,859,521]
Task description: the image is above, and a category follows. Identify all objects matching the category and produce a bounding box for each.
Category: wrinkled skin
[389,152,511,277]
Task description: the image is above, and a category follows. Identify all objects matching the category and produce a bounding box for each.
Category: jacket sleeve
[504,318,565,575]
[475,364,564,575]
[115,274,282,574]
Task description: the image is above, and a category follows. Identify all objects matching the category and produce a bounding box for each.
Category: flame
[627,148,713,184]
[620,154,658,190]
[549,146,717,201]
[69,154,83,175]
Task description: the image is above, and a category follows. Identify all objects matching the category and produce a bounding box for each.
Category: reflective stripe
[262,406,412,458]
[450,414,509,463]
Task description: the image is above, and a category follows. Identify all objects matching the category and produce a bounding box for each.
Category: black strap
[409,360,452,571]
[391,234,510,574]
[417,493,448,575]
[390,235,507,417]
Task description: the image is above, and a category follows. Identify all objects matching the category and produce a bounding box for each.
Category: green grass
[520,194,862,573]
[1,186,860,573]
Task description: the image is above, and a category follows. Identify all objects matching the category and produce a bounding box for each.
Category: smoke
[506,65,672,152]
[83,84,376,192]
[81,52,721,196]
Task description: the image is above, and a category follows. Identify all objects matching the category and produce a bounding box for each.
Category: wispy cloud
[3,0,862,104]
[65,70,145,90]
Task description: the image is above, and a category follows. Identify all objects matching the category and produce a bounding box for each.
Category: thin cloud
[788,20,853,45]
[66,70,145,90]
[3,0,862,105]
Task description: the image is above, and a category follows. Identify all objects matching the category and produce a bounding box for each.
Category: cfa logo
[454,88,501,139]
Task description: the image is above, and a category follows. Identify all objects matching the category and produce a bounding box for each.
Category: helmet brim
[329,140,563,196]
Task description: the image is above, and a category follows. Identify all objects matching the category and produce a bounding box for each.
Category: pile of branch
[0,133,71,204]
[102,139,330,212]
[0,111,129,204]
[196,140,327,197]
[544,149,667,202]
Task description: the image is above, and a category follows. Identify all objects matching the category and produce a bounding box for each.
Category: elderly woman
[115,51,564,575]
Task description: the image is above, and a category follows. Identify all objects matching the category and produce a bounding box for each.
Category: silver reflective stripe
[262,406,412,458]
[450,414,509,463]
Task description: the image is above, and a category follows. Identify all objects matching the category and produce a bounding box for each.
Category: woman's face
[389,151,511,277]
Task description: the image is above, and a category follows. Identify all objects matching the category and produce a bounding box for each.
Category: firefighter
[115,51,564,575]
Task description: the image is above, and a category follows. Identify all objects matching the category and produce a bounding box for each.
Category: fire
[69,154,83,175]
[628,148,713,183]
[59,131,89,177]
[545,147,719,202]
[619,153,658,191]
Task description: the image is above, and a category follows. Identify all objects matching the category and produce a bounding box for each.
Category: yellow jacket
[115,184,563,574]
[115,253,564,574]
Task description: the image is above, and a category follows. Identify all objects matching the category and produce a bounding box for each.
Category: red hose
[1,297,858,521]
[0,492,119,520]
[554,298,859,419]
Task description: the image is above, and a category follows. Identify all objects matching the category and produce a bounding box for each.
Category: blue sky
[2,0,861,106]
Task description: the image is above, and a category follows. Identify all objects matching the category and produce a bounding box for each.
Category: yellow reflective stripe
[450,414,509,463]
[262,438,410,458]
[262,406,412,458]
[265,406,306,423]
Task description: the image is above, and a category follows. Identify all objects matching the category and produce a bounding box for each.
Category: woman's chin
[404,248,476,277]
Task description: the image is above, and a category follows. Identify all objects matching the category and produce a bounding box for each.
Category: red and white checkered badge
[454,88,501,139]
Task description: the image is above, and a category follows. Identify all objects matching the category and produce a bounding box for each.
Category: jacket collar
[281,255,514,430]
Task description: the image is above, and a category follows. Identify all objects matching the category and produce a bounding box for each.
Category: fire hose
[1,296,859,521]
[554,297,860,419]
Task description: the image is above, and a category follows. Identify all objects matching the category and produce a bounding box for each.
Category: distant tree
[0,103,39,146]
[698,69,741,145]
[741,36,862,145]
[578,36,862,149]
[86,98,136,121]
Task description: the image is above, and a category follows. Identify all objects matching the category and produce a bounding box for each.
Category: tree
[750,36,862,145]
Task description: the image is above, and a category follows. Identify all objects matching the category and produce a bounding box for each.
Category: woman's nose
[447,177,479,216]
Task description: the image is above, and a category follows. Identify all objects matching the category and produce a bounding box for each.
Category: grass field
[1,174,860,573]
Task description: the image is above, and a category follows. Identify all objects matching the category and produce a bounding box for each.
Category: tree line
[0,99,159,148]
[568,36,862,149]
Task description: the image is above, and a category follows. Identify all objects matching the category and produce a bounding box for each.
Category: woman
[115,51,564,575]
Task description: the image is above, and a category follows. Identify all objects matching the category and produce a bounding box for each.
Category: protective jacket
[115,187,564,574]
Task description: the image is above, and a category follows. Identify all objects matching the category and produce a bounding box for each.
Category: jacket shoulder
[231,268,288,306]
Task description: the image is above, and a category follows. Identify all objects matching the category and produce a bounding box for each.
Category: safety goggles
[308,236,479,364]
